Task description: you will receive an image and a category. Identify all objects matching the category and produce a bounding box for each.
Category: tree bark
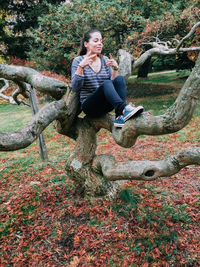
[137,56,151,78]
[93,147,200,181]
[0,64,67,99]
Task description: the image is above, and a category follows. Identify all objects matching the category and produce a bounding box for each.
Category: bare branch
[94,147,200,181]
[0,64,68,99]
[133,21,200,69]
[12,81,30,106]
[12,89,30,106]
[133,47,200,69]
[0,78,17,104]
[0,78,30,105]
[113,53,200,147]
[176,21,200,51]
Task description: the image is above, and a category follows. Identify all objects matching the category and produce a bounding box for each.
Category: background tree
[0,22,199,197]
[127,6,200,77]
[0,0,63,60]
[0,9,11,63]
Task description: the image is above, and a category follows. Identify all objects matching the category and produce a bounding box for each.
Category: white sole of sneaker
[123,106,144,121]
[114,123,124,127]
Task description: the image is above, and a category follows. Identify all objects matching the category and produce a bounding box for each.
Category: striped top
[71,55,112,104]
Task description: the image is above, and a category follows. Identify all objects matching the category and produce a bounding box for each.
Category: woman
[71,29,143,127]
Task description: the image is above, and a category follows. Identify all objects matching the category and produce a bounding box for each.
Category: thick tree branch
[53,90,81,139]
[0,64,67,99]
[94,147,200,181]
[0,100,66,151]
[113,53,200,147]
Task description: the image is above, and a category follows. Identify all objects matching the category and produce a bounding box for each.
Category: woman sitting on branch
[71,29,143,127]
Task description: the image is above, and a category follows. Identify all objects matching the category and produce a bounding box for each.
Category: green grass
[129,95,177,115]
[127,70,188,84]
[0,103,32,132]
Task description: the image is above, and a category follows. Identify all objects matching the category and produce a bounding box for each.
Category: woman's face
[84,32,103,55]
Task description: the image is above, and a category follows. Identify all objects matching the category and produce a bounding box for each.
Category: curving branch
[94,147,200,181]
[133,21,200,69]
[0,78,30,105]
[0,78,17,104]
[113,53,200,147]
[0,100,66,151]
[176,21,200,51]
[133,47,200,69]
[0,64,68,99]
[12,81,30,106]
[64,109,200,195]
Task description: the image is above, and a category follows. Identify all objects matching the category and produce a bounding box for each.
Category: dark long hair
[78,29,101,56]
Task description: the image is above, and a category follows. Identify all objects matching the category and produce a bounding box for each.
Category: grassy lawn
[0,104,32,132]
[0,83,200,266]
[127,70,189,84]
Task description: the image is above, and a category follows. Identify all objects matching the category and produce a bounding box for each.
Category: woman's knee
[102,80,112,86]
[100,80,113,92]
[113,75,126,86]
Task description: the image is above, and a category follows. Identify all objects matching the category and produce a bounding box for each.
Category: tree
[128,6,200,76]
[0,0,64,59]
[0,22,200,197]
[28,0,192,75]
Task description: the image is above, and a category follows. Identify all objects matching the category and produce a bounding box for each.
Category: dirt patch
[58,210,90,252]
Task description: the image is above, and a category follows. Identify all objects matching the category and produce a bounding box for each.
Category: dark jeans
[82,75,126,118]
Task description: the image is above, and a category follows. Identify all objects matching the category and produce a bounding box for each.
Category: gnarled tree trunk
[0,26,200,197]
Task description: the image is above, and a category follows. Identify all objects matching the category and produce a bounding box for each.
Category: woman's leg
[112,75,126,102]
[82,79,126,118]
[113,75,144,120]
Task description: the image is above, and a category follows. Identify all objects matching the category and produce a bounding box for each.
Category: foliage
[0,9,11,62]
[0,0,63,59]
[126,6,200,72]
[152,55,176,71]
[28,0,191,75]
[0,97,199,265]
[28,0,143,74]
[1,0,198,73]
[127,6,200,53]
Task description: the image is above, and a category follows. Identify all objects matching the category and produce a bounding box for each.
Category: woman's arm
[112,68,119,79]
[106,54,119,79]
[71,58,84,92]
[71,53,97,91]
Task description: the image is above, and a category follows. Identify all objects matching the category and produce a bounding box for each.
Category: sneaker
[123,104,144,122]
[114,115,125,127]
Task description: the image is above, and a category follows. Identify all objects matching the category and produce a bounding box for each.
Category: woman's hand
[106,53,118,70]
[79,51,97,68]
